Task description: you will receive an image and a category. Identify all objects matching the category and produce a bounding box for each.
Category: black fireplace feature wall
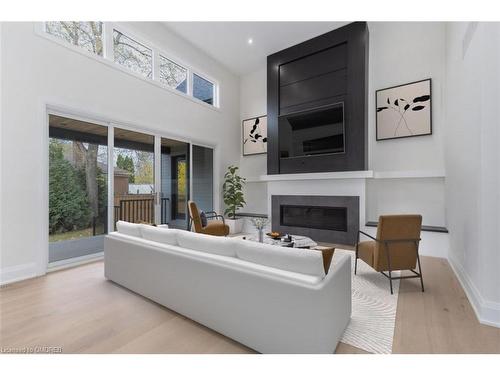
[279,102,345,159]
[280,205,347,232]
[272,195,359,246]
[267,22,369,174]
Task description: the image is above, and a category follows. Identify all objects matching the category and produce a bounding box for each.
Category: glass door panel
[192,145,214,213]
[160,137,189,229]
[113,128,155,226]
[48,114,108,263]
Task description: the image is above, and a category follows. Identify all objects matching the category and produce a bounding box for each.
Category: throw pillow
[200,211,208,227]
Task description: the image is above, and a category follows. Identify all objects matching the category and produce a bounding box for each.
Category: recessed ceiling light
[248,38,253,45]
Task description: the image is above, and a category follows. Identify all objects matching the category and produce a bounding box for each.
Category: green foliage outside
[75,164,107,223]
[49,139,108,237]
[116,154,135,183]
[49,140,90,234]
[222,165,246,219]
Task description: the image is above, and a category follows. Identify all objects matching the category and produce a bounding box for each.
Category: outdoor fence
[113,196,170,227]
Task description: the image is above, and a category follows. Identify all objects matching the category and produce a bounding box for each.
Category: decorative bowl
[266,232,282,240]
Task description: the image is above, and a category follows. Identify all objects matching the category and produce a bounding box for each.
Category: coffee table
[243,234,317,248]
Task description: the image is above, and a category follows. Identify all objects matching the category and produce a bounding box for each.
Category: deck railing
[113,197,170,227]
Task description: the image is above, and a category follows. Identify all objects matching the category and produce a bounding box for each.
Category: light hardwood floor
[1,255,498,354]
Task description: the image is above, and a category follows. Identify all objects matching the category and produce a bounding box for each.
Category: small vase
[258,228,264,243]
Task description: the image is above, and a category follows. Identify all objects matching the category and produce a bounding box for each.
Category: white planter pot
[226,218,244,234]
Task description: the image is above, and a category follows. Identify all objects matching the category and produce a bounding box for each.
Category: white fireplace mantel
[259,170,374,182]
[256,169,445,182]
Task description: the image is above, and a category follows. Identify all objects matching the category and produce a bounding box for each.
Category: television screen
[279,103,345,159]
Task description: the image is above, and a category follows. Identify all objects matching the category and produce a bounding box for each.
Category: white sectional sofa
[104,221,351,353]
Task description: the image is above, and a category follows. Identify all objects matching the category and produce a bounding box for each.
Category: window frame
[111,26,154,80]
[158,53,190,95]
[43,21,105,57]
[35,22,220,110]
[191,71,217,107]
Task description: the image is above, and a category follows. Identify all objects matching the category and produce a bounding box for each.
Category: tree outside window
[45,21,103,56]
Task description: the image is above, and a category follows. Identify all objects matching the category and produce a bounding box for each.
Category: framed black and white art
[242,115,267,156]
[376,78,432,141]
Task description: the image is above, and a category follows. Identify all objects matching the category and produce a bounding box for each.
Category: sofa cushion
[177,230,236,257]
[116,221,142,238]
[236,240,326,278]
[141,225,178,246]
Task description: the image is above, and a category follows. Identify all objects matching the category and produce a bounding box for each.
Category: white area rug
[335,249,400,354]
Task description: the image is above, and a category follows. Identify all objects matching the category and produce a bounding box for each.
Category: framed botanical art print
[242,115,267,156]
[376,78,432,141]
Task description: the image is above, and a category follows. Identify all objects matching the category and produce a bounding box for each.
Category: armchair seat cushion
[357,240,375,268]
[202,220,230,236]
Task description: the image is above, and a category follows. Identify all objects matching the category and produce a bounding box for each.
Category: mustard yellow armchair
[355,215,424,294]
[188,201,229,237]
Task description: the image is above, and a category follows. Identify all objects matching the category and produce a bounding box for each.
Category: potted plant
[222,165,246,234]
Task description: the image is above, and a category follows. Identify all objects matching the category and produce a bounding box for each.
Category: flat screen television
[279,102,345,159]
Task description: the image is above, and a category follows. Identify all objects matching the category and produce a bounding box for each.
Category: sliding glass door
[113,128,155,226]
[48,114,109,263]
[191,145,214,213]
[48,113,214,266]
[160,137,190,229]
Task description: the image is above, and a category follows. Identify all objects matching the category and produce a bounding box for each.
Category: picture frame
[376,78,432,141]
[242,115,267,156]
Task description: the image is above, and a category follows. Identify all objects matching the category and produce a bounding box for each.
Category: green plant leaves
[222,165,246,219]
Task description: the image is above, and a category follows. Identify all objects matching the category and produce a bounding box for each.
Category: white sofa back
[115,222,326,278]
[104,229,352,353]
[116,220,142,237]
[141,224,179,246]
[236,239,325,278]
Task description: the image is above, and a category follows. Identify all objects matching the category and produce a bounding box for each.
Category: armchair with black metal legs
[355,215,424,294]
[203,211,226,223]
[188,201,229,237]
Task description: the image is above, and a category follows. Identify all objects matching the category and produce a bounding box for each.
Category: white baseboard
[0,262,39,286]
[48,252,103,272]
[448,255,500,328]
[0,253,104,286]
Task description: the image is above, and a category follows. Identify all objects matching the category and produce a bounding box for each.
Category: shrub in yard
[49,140,90,234]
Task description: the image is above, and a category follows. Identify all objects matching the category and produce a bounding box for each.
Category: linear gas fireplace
[272,195,359,245]
[280,205,347,232]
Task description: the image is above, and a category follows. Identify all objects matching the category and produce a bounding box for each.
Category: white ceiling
[164,22,348,76]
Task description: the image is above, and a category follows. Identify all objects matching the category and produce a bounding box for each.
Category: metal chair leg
[355,247,359,275]
[355,231,360,275]
[417,252,425,292]
[414,240,425,292]
[385,241,394,295]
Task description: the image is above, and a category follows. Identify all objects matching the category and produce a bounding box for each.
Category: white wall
[238,23,448,230]
[367,22,447,227]
[368,22,446,172]
[0,22,240,284]
[444,22,500,327]
[366,177,445,227]
[239,67,267,214]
